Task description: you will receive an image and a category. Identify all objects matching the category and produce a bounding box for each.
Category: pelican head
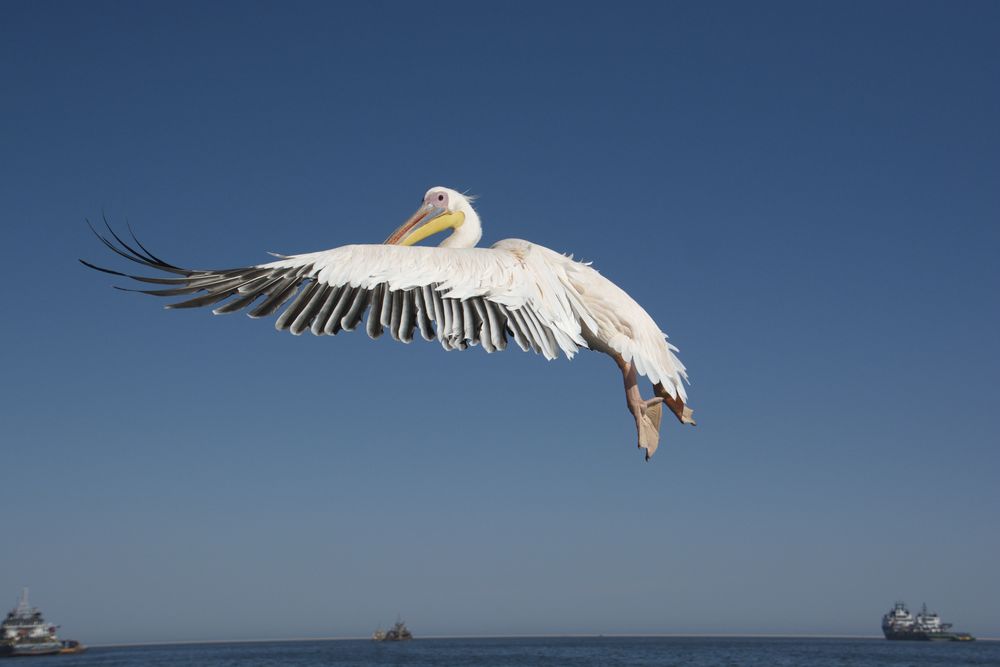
[384,186,482,248]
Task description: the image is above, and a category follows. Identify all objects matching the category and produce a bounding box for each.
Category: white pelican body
[84,187,694,459]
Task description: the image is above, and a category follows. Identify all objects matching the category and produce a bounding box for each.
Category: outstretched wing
[82,225,599,359]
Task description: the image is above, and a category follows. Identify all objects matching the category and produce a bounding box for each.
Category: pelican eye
[423,190,450,209]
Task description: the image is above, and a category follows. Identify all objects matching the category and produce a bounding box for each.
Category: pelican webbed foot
[655,382,696,426]
[615,354,668,460]
[636,398,665,461]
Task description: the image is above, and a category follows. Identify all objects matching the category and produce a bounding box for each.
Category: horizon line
[92,633,998,648]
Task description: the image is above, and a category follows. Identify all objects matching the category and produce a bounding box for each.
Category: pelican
[83,187,695,460]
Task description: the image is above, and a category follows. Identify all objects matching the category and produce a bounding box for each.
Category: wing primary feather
[235,274,273,294]
[468,298,483,339]
[130,274,254,297]
[79,259,193,285]
[461,300,476,345]
[506,307,533,352]
[414,288,435,341]
[188,268,268,289]
[290,283,330,335]
[439,295,454,349]
[484,300,508,351]
[213,275,284,314]
[431,287,445,330]
[310,286,342,335]
[103,218,168,268]
[88,224,186,275]
[379,285,393,329]
[388,290,403,341]
[471,299,494,352]
[367,284,385,339]
[431,289,451,348]
[247,277,299,319]
[103,217,169,270]
[166,286,245,310]
[421,286,437,323]
[325,287,357,334]
[88,220,190,275]
[518,307,549,356]
[398,289,414,343]
[340,288,369,331]
[450,300,468,350]
[275,280,319,331]
[125,222,181,268]
[450,299,462,339]
[87,221,258,281]
[523,306,557,358]
[248,267,309,319]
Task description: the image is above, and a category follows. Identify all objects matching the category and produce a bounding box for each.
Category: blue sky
[1,0,998,644]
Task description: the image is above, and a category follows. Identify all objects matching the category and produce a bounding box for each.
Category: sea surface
[26,637,1000,666]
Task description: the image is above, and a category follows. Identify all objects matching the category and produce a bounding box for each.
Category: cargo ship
[0,589,63,656]
[882,601,975,641]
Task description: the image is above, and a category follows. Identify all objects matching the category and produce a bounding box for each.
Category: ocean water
[38,637,1000,667]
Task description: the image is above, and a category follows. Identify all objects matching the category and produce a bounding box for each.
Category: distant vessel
[59,639,87,654]
[372,618,413,642]
[0,589,63,656]
[882,601,975,641]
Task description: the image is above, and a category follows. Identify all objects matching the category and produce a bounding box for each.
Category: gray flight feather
[248,267,310,319]
[506,308,533,352]
[340,288,369,331]
[379,285,393,330]
[471,299,495,353]
[398,289,414,343]
[484,300,508,351]
[366,285,385,339]
[462,300,477,345]
[275,281,319,331]
[310,286,342,336]
[388,290,403,341]
[414,288,436,341]
[325,287,357,334]
[213,275,285,315]
[291,283,331,335]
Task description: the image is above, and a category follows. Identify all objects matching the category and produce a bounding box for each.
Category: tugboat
[0,589,63,656]
[372,618,413,642]
[882,601,975,641]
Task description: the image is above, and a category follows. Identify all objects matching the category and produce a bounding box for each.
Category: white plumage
[265,241,687,400]
[83,186,695,459]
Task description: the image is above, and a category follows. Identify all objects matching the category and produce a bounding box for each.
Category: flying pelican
[83,187,695,460]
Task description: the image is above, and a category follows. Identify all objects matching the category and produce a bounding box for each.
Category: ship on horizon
[882,601,974,641]
[372,618,413,642]
[0,589,64,657]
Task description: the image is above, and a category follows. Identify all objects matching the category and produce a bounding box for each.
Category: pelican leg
[654,382,697,426]
[614,354,665,461]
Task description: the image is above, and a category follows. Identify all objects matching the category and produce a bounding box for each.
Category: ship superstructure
[882,601,974,641]
[0,589,63,656]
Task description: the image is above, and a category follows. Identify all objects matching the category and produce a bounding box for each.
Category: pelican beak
[384,204,466,246]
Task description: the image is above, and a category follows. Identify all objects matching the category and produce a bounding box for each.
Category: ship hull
[884,630,971,641]
[0,642,64,656]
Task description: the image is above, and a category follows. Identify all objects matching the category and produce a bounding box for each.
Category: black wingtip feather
[125,220,182,269]
[79,258,129,278]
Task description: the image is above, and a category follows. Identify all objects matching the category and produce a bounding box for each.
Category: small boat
[59,639,87,654]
